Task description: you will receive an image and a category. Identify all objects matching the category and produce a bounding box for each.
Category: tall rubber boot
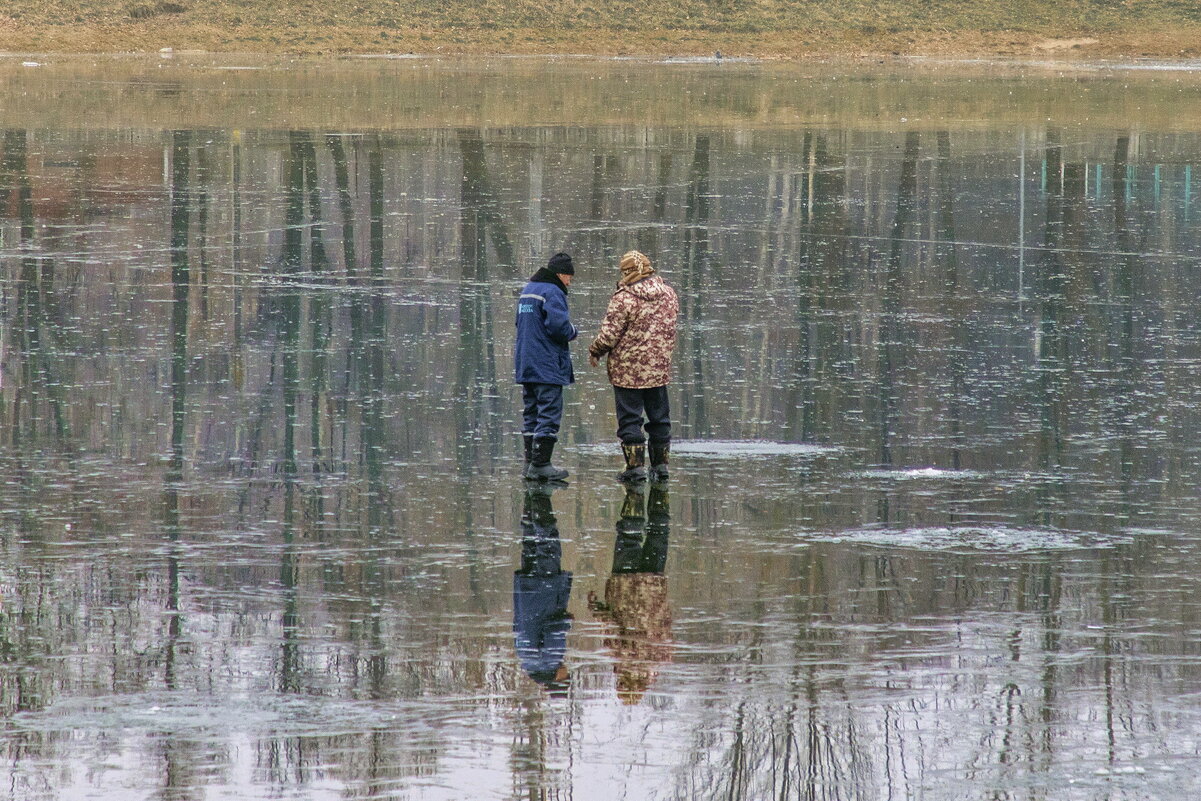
[648,440,670,483]
[526,437,569,482]
[617,443,647,483]
[522,434,534,475]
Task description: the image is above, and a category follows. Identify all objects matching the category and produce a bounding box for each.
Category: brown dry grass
[5,25,1201,60]
[1,0,1201,58]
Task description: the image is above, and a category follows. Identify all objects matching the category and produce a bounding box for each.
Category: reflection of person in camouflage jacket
[588,484,672,705]
[588,251,680,483]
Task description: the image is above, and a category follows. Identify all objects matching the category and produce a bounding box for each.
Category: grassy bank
[1,0,1200,57]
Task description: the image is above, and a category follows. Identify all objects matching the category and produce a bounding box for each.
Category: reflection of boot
[648,441,670,482]
[614,486,648,573]
[644,485,670,573]
[618,443,647,483]
[647,484,669,526]
[526,479,565,498]
[526,437,569,482]
[519,487,562,575]
[527,487,556,525]
[522,434,534,474]
[619,485,647,525]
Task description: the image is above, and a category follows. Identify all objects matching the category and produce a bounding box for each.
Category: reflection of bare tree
[158,128,200,801]
[455,130,506,472]
[195,137,211,324]
[636,150,673,258]
[3,130,70,448]
[299,133,332,474]
[275,131,308,690]
[237,132,339,481]
[681,135,711,438]
[789,133,848,443]
[878,131,919,474]
[1112,135,1139,493]
[868,131,921,525]
[277,481,301,693]
[1033,130,1067,524]
[164,128,190,691]
[328,131,362,438]
[670,669,875,799]
[936,131,966,472]
[458,129,516,269]
[667,549,1106,801]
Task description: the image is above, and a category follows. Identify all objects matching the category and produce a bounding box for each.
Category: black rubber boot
[648,440,670,483]
[522,434,534,474]
[617,443,647,483]
[526,437,569,482]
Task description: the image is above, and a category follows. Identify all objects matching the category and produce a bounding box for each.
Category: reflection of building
[589,485,672,704]
[513,487,572,693]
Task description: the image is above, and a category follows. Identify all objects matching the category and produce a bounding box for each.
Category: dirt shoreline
[2,24,1201,61]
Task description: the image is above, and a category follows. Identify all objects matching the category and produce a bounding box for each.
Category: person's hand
[589,354,600,368]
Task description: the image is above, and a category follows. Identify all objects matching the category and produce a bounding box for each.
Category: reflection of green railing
[1038,156,1199,210]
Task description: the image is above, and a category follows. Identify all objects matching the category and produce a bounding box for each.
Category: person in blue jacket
[515,252,579,481]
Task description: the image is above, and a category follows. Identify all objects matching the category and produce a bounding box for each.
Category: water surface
[2,55,1201,800]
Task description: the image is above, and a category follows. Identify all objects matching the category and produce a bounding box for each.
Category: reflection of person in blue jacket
[515,252,579,482]
[513,486,573,693]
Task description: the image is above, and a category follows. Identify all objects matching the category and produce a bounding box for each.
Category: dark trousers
[614,385,670,445]
[522,383,564,440]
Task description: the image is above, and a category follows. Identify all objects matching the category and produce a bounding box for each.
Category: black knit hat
[547,252,574,275]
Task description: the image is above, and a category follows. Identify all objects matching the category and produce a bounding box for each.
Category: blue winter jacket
[514,275,578,385]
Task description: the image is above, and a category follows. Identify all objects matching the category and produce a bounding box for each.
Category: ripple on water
[807,524,1134,553]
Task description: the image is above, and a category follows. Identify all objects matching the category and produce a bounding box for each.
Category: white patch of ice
[808,524,1131,553]
[1107,62,1201,72]
[353,53,430,60]
[670,440,835,458]
[858,467,985,480]
[656,56,760,65]
[569,439,834,458]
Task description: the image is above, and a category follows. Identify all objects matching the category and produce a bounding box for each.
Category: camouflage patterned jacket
[588,274,679,389]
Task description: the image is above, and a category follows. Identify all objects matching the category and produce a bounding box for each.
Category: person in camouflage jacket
[588,251,679,482]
